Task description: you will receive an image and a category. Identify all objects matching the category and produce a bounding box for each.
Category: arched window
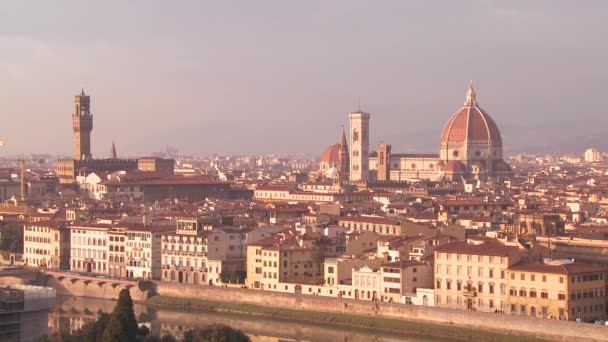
[353,129,359,142]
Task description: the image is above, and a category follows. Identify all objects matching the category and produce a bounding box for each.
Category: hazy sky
[1,1,607,157]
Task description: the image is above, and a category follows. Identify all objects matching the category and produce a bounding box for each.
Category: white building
[352,265,382,300]
[584,148,602,163]
[124,224,171,280]
[69,224,110,274]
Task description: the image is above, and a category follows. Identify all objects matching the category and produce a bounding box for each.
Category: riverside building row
[22,221,608,322]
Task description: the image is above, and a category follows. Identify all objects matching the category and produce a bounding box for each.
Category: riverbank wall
[154,281,608,342]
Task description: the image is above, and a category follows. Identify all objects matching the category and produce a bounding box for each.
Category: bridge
[0,268,152,301]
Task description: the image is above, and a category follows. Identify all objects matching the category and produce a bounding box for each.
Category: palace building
[56,89,175,184]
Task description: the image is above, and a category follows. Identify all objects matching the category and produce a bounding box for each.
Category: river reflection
[49,296,444,342]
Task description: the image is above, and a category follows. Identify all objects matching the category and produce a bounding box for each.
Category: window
[541,292,548,299]
[511,272,515,280]
[520,273,525,281]
[558,293,566,300]
[530,274,535,281]
[559,277,563,284]
[436,280,441,289]
[478,284,483,293]
[543,275,547,282]
[489,285,495,294]
[529,290,537,298]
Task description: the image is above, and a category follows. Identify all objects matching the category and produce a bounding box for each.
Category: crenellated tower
[72,88,93,160]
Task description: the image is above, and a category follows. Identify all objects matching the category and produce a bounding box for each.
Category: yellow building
[434,241,521,313]
[338,216,403,235]
[508,260,606,321]
[246,235,322,290]
[23,220,70,270]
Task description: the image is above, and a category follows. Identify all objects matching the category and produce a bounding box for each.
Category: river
[46,296,448,342]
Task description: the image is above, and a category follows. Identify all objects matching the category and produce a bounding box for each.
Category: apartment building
[108,228,126,277]
[23,220,70,270]
[247,234,322,290]
[434,241,521,313]
[338,216,403,235]
[69,224,111,274]
[508,260,606,321]
[124,223,172,280]
[380,260,433,303]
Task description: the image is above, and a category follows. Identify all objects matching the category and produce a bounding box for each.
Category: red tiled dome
[440,84,502,146]
[320,144,340,164]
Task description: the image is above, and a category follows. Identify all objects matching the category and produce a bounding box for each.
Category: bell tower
[349,111,370,182]
[72,88,93,160]
[376,143,391,181]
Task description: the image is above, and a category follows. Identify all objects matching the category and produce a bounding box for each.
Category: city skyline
[2,1,608,156]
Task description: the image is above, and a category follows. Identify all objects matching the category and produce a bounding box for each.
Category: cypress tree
[102,289,139,342]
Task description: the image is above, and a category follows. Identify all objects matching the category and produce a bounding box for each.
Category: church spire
[464,80,477,106]
[80,87,86,96]
[110,141,117,159]
[338,126,349,182]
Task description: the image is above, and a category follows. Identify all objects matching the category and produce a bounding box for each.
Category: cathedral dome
[440,84,502,147]
[320,144,341,164]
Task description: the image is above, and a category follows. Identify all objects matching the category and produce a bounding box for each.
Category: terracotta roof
[509,262,605,275]
[391,153,440,159]
[493,160,513,173]
[435,241,519,257]
[444,160,466,174]
[102,175,225,186]
[339,216,401,225]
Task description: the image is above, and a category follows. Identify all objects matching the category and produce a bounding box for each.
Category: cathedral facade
[319,83,512,183]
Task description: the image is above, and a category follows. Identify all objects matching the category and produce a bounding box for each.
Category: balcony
[463,289,477,297]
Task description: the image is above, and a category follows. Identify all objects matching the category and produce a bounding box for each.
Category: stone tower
[349,111,370,182]
[376,143,391,181]
[72,88,93,160]
[338,127,349,181]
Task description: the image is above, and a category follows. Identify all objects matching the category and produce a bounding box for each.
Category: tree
[0,221,23,254]
[102,289,139,342]
[181,324,250,342]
